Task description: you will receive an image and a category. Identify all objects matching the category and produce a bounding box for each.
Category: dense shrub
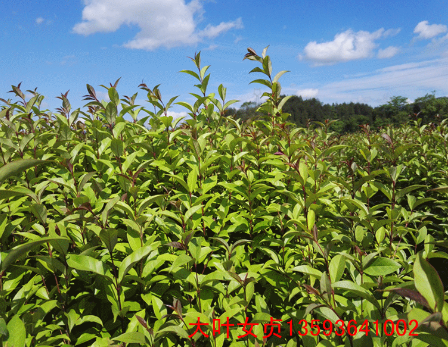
[0,47,448,347]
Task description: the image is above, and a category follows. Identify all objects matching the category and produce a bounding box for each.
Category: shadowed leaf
[0,159,49,183]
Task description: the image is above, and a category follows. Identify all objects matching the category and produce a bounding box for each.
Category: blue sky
[1,0,448,118]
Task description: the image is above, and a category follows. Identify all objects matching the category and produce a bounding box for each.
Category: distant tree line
[227,92,448,134]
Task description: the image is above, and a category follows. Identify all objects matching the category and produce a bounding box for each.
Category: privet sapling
[0,47,447,347]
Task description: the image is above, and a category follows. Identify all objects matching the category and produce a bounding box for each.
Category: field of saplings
[0,48,448,347]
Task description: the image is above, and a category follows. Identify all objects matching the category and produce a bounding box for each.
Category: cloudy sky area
[1,0,448,116]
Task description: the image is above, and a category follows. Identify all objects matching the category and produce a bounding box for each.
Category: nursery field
[0,47,448,347]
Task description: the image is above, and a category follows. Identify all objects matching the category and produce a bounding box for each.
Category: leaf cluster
[0,47,448,347]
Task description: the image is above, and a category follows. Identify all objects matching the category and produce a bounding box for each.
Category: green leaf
[432,240,448,249]
[249,79,272,89]
[200,65,210,80]
[332,281,380,309]
[67,254,107,277]
[179,69,200,81]
[66,309,80,332]
[307,209,315,231]
[185,205,202,221]
[78,172,96,192]
[201,270,228,285]
[396,185,426,201]
[156,325,190,340]
[0,318,7,337]
[166,95,179,110]
[0,159,49,183]
[211,237,230,252]
[252,312,272,323]
[329,254,346,283]
[249,66,265,74]
[184,311,210,327]
[231,239,251,253]
[187,168,198,193]
[1,236,69,272]
[414,252,445,312]
[111,138,124,157]
[292,265,322,278]
[113,121,126,137]
[277,94,293,111]
[0,190,28,201]
[5,315,26,347]
[19,133,34,152]
[260,247,279,264]
[219,307,242,322]
[223,99,239,110]
[76,333,97,345]
[119,104,138,118]
[176,101,194,113]
[118,244,156,283]
[218,84,226,101]
[170,174,189,192]
[151,295,166,320]
[363,257,400,276]
[50,235,70,256]
[322,145,348,158]
[315,306,340,324]
[431,186,448,193]
[113,332,147,344]
[342,198,369,215]
[35,255,66,274]
[299,162,308,181]
[30,203,47,224]
[99,228,118,254]
[25,95,38,113]
[115,201,135,219]
[101,196,120,226]
[262,56,272,77]
[273,70,289,83]
[170,254,193,272]
[200,74,210,94]
[415,334,448,347]
[159,116,173,128]
[108,87,119,106]
[320,273,332,302]
[105,102,117,124]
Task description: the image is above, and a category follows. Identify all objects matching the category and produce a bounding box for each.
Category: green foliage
[229,93,448,135]
[0,46,448,347]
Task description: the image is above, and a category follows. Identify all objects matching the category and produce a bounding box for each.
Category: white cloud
[234,35,243,44]
[377,46,400,59]
[300,28,399,65]
[383,28,401,37]
[36,17,44,25]
[200,18,243,39]
[73,0,243,50]
[425,32,448,55]
[414,21,447,39]
[166,110,188,119]
[378,60,435,73]
[204,44,218,51]
[290,57,448,106]
[60,55,76,66]
[296,88,319,99]
[96,90,110,102]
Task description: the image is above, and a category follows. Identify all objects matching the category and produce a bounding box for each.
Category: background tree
[414,92,448,123]
[228,92,447,134]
